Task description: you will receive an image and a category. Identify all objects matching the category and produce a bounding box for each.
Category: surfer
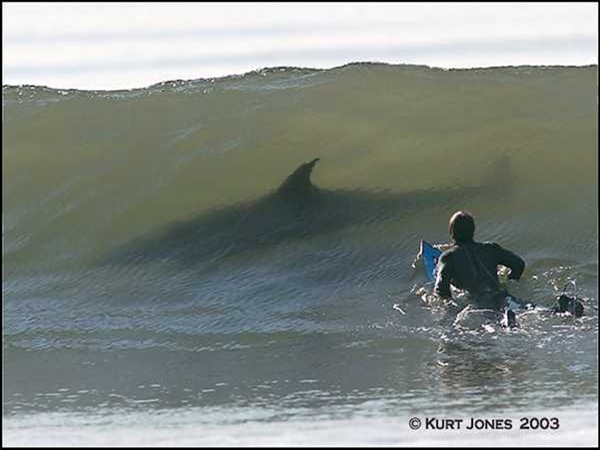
[433,211,527,327]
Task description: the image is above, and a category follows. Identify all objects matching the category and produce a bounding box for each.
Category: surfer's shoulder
[480,241,503,251]
[439,244,459,262]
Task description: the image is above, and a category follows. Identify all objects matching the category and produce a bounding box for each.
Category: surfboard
[420,240,442,282]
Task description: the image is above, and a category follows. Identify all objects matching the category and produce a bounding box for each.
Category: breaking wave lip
[3,61,596,92]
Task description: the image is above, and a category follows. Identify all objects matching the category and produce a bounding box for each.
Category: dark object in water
[552,294,584,317]
[104,155,513,268]
[500,308,518,328]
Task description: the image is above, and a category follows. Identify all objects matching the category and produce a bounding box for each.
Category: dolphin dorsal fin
[277,158,320,199]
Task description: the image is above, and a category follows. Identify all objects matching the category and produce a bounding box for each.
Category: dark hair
[449,211,475,243]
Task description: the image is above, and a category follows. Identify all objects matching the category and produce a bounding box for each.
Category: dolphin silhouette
[102,155,513,267]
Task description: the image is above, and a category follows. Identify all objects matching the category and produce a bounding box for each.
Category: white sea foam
[3,404,597,447]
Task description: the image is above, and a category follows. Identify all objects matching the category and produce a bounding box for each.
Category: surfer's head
[449,211,475,244]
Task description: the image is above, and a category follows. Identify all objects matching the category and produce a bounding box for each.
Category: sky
[2,2,598,90]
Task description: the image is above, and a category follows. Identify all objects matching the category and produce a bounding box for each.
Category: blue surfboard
[421,240,442,282]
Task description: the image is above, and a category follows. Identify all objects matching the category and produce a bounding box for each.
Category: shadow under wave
[100,155,514,270]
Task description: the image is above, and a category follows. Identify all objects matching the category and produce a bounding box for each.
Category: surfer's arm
[434,253,453,299]
[493,244,525,280]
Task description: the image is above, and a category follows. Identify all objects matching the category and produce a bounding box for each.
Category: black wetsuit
[434,240,525,310]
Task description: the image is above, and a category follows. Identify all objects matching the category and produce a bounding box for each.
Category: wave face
[3,64,598,422]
